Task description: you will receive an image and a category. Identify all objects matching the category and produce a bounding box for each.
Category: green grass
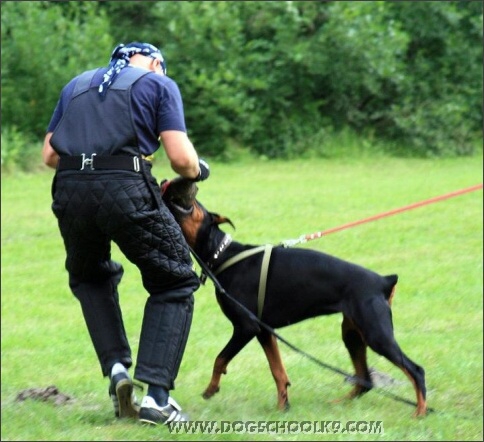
[1,155,483,441]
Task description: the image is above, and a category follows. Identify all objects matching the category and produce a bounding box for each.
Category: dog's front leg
[203,325,256,400]
[203,356,227,399]
[257,331,291,410]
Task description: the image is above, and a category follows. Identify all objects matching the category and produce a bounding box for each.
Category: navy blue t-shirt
[47,66,187,156]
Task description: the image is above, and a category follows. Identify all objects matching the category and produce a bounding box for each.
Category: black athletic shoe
[109,372,140,418]
[139,396,188,425]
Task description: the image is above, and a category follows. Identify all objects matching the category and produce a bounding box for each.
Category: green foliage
[100,1,484,158]
[1,1,482,160]
[1,1,113,137]
[1,125,39,172]
[383,1,483,156]
[306,2,409,125]
[1,126,22,170]
[155,1,251,157]
[391,98,479,157]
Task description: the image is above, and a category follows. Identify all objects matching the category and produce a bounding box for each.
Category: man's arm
[159,130,201,180]
[42,132,59,169]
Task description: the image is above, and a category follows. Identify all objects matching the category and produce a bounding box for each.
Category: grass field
[1,155,483,441]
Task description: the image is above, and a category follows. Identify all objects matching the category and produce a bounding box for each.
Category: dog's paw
[413,406,428,418]
[279,400,290,412]
[202,386,220,400]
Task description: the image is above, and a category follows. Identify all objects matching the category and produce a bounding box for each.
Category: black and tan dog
[161,178,427,417]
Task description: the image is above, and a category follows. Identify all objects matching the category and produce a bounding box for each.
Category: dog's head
[161,177,199,216]
[161,177,234,252]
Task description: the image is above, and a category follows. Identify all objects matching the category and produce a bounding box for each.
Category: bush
[390,98,479,157]
[1,126,39,172]
[1,2,113,138]
[1,1,481,162]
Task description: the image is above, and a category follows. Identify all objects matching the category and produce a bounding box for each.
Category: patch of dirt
[345,367,406,387]
[369,368,406,387]
[15,385,73,405]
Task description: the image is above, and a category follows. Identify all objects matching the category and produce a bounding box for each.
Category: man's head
[112,42,167,74]
[98,42,167,99]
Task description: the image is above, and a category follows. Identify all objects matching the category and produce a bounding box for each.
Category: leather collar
[207,234,233,270]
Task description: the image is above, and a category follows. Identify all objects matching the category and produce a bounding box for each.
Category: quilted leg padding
[69,264,133,376]
[52,172,196,283]
[135,294,194,389]
[52,171,200,376]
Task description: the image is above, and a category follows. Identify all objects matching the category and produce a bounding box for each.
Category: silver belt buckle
[133,156,140,172]
[80,153,96,170]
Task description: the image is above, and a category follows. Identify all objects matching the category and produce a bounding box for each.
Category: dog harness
[213,241,274,320]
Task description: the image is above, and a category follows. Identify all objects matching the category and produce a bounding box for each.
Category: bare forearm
[42,133,59,169]
[160,130,200,179]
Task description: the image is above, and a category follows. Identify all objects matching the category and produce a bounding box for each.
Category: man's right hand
[192,158,210,182]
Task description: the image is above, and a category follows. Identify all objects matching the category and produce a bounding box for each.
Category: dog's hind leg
[257,329,291,410]
[354,297,427,417]
[202,325,256,400]
[338,315,373,401]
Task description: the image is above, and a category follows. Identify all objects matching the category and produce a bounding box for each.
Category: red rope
[294,183,483,244]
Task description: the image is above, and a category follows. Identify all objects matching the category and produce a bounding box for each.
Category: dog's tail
[383,274,398,307]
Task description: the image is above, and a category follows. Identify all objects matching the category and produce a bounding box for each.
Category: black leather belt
[57,154,141,172]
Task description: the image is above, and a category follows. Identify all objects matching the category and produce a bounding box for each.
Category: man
[42,42,209,426]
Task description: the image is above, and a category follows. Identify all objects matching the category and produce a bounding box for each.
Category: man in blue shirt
[42,42,209,426]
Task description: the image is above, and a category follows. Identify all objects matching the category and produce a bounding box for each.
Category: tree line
[1,1,482,163]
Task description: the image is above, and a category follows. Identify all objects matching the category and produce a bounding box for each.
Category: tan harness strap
[257,244,273,319]
[214,246,267,276]
[213,244,274,319]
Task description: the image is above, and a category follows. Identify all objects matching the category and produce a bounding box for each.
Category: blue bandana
[98,42,167,99]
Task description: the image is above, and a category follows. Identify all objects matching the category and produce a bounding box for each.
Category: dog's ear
[160,179,170,195]
[213,213,235,230]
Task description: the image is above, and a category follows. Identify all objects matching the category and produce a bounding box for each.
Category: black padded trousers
[52,169,200,389]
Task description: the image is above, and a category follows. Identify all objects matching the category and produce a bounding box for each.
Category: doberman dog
[161,177,427,417]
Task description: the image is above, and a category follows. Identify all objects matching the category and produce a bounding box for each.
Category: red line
[306,183,483,239]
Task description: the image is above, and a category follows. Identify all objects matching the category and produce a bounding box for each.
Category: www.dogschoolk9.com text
[169,420,384,435]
